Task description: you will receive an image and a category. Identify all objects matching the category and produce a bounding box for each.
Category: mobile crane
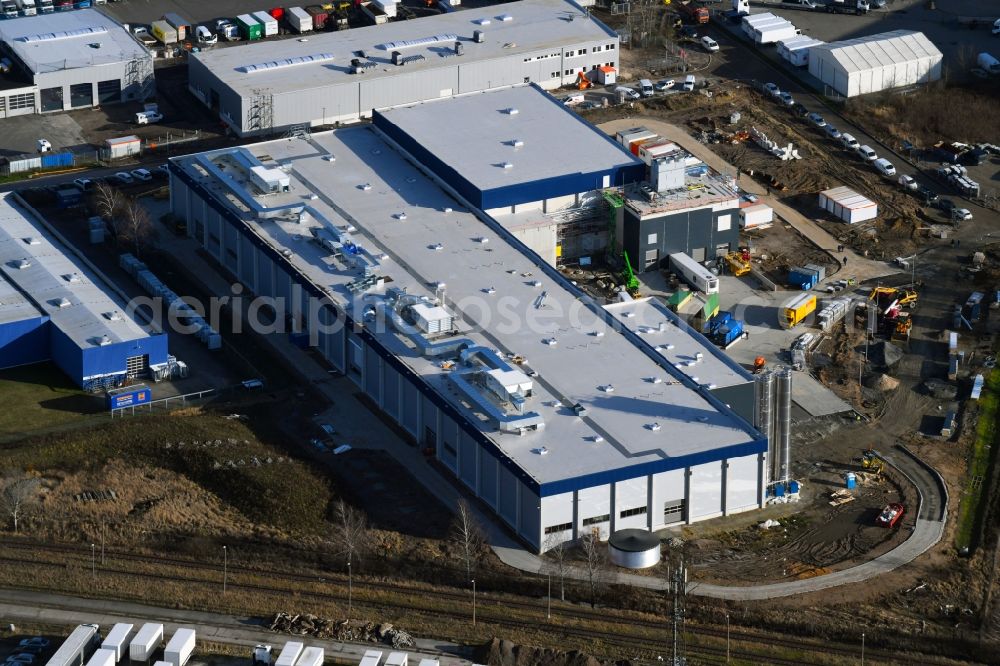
[622,250,641,297]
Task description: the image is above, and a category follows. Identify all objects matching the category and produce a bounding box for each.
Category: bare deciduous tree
[450,499,485,581]
[0,474,40,533]
[92,181,124,226]
[120,198,156,258]
[580,528,606,609]
[332,499,370,567]
[544,534,569,601]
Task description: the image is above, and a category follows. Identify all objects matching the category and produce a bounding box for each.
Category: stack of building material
[818,186,877,224]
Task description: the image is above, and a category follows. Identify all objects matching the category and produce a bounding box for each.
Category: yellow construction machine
[861,449,886,475]
[724,251,751,277]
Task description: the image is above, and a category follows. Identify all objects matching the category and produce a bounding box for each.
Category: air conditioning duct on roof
[391,50,402,65]
[455,41,463,56]
[473,29,484,43]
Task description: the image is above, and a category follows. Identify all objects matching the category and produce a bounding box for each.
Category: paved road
[0,589,474,665]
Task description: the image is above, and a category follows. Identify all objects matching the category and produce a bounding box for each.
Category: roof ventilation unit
[52,297,72,309]
[455,41,463,56]
[248,165,290,194]
[62,273,81,283]
[379,34,459,50]
[13,258,31,270]
[475,18,491,25]
[94,335,113,347]
[502,162,513,170]
[510,139,523,148]
[103,311,123,321]
[19,26,108,43]
[505,107,518,115]
[22,237,40,245]
[473,29,485,43]
[497,14,513,21]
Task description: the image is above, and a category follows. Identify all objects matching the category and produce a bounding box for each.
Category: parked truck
[162,13,190,41]
[45,624,101,666]
[236,14,263,41]
[151,20,178,45]
[286,7,314,33]
[1,0,18,17]
[677,0,710,24]
[37,0,51,11]
[780,292,817,329]
[16,0,37,15]
[824,0,869,14]
[251,11,279,37]
[162,629,195,666]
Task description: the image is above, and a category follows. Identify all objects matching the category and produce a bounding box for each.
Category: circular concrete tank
[608,529,661,569]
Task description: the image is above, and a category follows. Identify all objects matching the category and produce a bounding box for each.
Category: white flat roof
[173,128,761,488]
[812,30,942,74]
[376,85,640,194]
[192,0,616,99]
[0,9,148,75]
[0,272,41,326]
[0,194,153,350]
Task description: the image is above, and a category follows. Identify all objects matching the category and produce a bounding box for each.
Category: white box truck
[84,650,115,666]
[163,629,195,666]
[129,624,163,663]
[16,0,36,15]
[384,654,407,666]
[46,624,101,666]
[251,11,279,37]
[294,648,322,666]
[287,7,313,33]
[101,625,134,662]
[273,642,303,666]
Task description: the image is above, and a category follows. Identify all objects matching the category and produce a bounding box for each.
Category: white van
[135,110,163,125]
[639,79,654,97]
[196,25,217,45]
[682,74,696,92]
[856,144,877,162]
[840,133,859,151]
[873,158,895,177]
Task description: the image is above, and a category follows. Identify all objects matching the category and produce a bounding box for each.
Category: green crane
[622,250,640,295]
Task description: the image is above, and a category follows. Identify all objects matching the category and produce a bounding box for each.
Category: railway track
[0,541,972,665]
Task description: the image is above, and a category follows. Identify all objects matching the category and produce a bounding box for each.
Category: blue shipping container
[40,152,74,168]
[106,385,152,410]
[74,1,92,7]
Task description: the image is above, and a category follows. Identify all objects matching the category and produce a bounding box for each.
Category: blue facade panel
[373,106,645,210]
[0,316,51,370]
[81,334,169,381]
[49,325,83,385]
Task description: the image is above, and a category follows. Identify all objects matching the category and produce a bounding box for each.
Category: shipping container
[1,156,42,175]
[107,385,152,410]
[818,186,877,224]
[85,650,115,666]
[637,141,680,166]
[236,14,263,40]
[615,127,654,148]
[669,252,719,294]
[739,203,773,229]
[150,20,178,45]
[787,266,819,290]
[41,152,74,168]
[163,629,195,666]
[780,293,816,329]
[803,263,826,282]
[129,624,163,662]
[358,651,382,666]
[162,13,190,41]
[103,136,141,160]
[755,20,800,45]
[46,624,101,666]
[273,642,302,666]
[251,11,279,37]
[287,7,313,32]
[304,5,329,30]
[417,661,439,666]
[384,653,407,666]
[295,648,322,666]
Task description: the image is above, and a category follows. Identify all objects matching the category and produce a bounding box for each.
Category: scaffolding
[124,55,154,101]
[601,190,624,262]
[246,88,274,136]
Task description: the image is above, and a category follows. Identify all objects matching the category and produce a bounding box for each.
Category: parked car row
[615,74,697,100]
[5,637,50,666]
[759,79,964,219]
[71,165,168,191]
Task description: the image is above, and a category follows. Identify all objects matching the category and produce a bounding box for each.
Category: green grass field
[955,368,1000,550]
[0,363,104,439]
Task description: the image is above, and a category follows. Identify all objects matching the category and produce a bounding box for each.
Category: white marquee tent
[808,30,942,98]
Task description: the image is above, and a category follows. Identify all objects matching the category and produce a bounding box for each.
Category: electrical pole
[671,559,686,666]
[101,519,105,566]
[91,544,95,579]
[472,579,477,627]
[861,632,865,666]
[547,573,551,620]
[223,545,228,595]
[348,560,352,617]
[725,613,730,664]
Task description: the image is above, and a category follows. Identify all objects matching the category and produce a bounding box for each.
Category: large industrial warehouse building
[0,194,168,390]
[168,86,774,551]
[0,9,154,116]
[187,0,619,136]
[808,30,942,98]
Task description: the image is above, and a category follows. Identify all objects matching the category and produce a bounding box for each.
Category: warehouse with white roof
[167,88,774,551]
[0,193,168,389]
[187,0,620,136]
[808,30,942,98]
[0,9,154,116]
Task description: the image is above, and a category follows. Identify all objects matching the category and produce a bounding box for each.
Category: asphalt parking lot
[1,113,87,157]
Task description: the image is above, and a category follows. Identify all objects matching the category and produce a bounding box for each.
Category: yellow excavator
[861,449,886,475]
